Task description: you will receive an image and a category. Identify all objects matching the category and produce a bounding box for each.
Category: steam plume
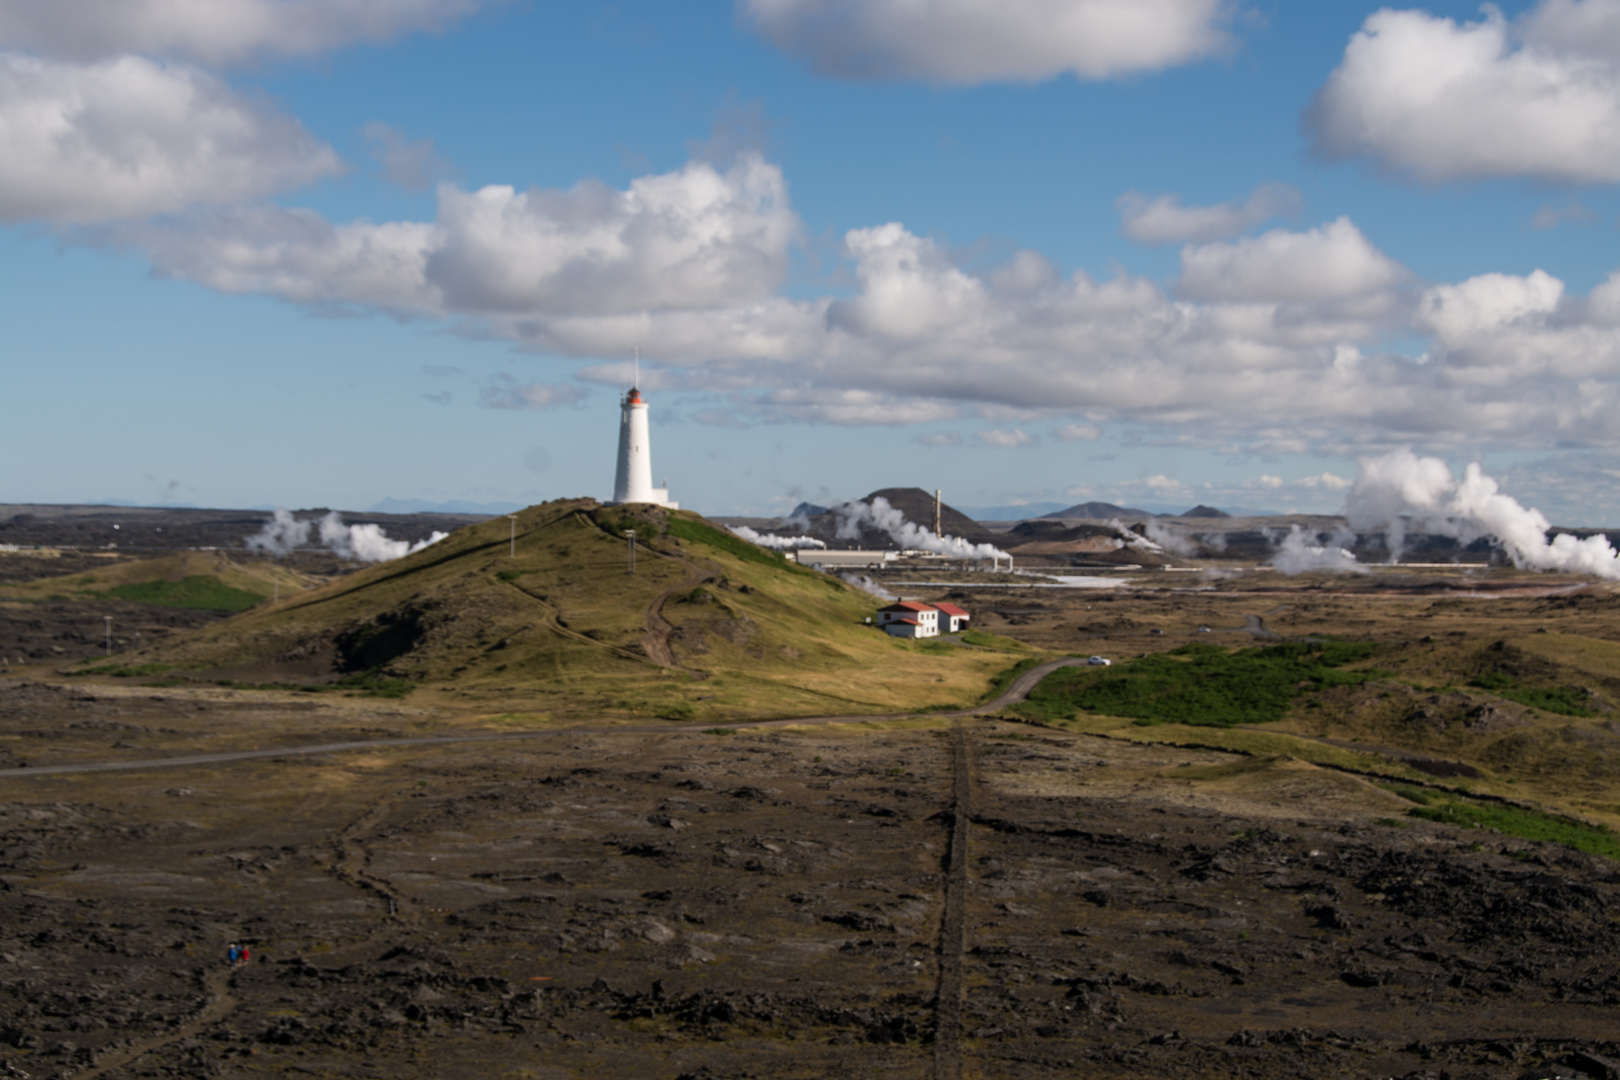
[728,525,827,550]
[832,497,1008,561]
[1271,525,1367,575]
[1104,518,1158,552]
[244,510,445,563]
[840,573,897,601]
[1143,519,1198,557]
[1346,450,1620,578]
[245,509,310,556]
[318,512,447,563]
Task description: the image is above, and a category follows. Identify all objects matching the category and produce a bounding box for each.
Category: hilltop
[96,499,1019,722]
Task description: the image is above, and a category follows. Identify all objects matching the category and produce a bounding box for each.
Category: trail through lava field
[6,700,1620,1079]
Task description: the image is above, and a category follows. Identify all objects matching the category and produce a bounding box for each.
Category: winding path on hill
[0,658,1088,780]
[639,558,713,670]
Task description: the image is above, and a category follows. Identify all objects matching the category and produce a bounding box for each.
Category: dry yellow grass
[91,499,1028,723]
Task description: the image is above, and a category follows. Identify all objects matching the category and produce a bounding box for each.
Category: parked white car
[1087,656,1111,666]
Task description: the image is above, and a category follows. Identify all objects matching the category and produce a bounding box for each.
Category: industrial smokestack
[933,490,942,538]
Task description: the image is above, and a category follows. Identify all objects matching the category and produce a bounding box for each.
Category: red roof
[933,602,970,617]
[891,617,920,626]
[880,601,934,613]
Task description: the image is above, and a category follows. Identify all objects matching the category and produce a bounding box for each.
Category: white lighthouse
[610,385,677,508]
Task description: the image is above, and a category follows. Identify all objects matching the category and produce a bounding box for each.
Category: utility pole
[625,529,637,575]
[103,615,112,657]
[507,514,518,558]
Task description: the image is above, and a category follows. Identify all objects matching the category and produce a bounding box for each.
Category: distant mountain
[954,502,1069,522]
[862,488,996,543]
[1041,501,1154,520]
[368,497,519,516]
[787,501,829,519]
[80,499,199,509]
[1179,505,1230,519]
[788,488,995,548]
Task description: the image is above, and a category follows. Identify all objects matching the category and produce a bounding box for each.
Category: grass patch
[337,673,415,698]
[1018,640,1380,726]
[959,630,1030,651]
[666,518,787,569]
[1469,666,1596,717]
[665,516,830,582]
[211,672,415,698]
[102,576,265,613]
[1408,801,1620,860]
[495,569,529,583]
[67,662,176,678]
[912,640,958,655]
[1377,782,1438,806]
[701,727,737,736]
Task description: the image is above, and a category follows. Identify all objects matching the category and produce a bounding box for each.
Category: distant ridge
[1041,501,1154,521]
[1179,504,1230,519]
[368,497,520,515]
[955,502,1068,522]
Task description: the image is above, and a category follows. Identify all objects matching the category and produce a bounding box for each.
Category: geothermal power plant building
[610,386,677,509]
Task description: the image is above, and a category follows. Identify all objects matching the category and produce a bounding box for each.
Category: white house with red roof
[877,601,938,638]
[876,600,971,638]
[932,602,971,633]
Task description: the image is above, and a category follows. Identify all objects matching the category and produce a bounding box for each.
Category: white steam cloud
[1345,449,1620,577]
[832,496,1008,561]
[245,510,447,563]
[1270,525,1367,576]
[319,512,447,563]
[727,525,827,550]
[245,508,310,556]
[1143,519,1198,557]
[840,573,897,601]
[1108,518,1163,554]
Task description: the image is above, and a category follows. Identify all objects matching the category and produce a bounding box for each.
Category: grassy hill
[89,500,1022,723]
[0,550,317,612]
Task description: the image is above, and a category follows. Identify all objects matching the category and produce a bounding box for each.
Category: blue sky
[6,0,1620,522]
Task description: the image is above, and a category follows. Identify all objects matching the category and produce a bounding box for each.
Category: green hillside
[112,500,1019,722]
[1,550,316,610]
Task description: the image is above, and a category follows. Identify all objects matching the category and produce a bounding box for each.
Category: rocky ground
[4,691,1620,1080]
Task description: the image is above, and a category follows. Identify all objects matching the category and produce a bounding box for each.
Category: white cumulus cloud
[741,0,1232,84]
[1118,182,1302,245]
[0,54,341,224]
[1308,2,1620,184]
[121,153,799,318]
[479,378,588,411]
[0,0,483,66]
[975,428,1032,448]
[428,154,798,315]
[1055,423,1101,442]
[1177,218,1409,303]
[92,150,1620,461]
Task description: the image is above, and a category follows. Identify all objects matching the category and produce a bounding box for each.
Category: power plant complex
[609,385,676,509]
